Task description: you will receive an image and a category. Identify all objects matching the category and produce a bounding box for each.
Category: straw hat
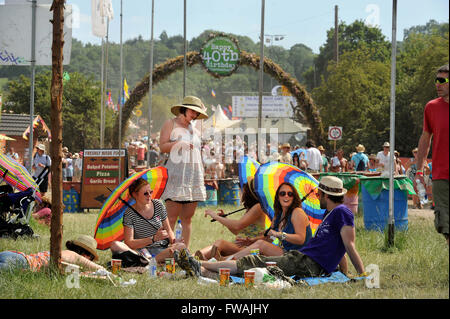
[383,142,390,147]
[66,235,99,261]
[356,144,365,152]
[369,154,377,160]
[171,96,208,120]
[317,176,347,196]
[317,145,325,151]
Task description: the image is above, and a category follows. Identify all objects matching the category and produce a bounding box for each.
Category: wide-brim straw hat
[383,142,390,147]
[36,144,45,151]
[171,96,208,120]
[66,235,99,261]
[317,176,347,196]
[356,144,365,152]
[317,145,325,151]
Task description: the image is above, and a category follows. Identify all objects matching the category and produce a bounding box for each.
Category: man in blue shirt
[175,176,366,278]
[351,144,369,172]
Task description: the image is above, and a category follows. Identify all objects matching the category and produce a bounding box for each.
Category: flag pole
[147,0,155,168]
[387,0,398,247]
[28,0,37,171]
[257,0,265,162]
[118,0,123,182]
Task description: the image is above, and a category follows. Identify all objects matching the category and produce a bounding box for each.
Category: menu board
[80,149,128,209]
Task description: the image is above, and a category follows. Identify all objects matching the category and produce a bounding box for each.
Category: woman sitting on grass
[195,177,267,261]
[225,182,312,260]
[109,178,186,264]
[0,235,105,272]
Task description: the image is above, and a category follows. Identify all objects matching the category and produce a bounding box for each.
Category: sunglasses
[143,191,153,197]
[279,191,294,198]
[435,77,449,84]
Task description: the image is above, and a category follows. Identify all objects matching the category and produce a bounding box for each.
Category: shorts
[145,239,170,256]
[0,251,29,272]
[432,179,449,237]
[235,250,326,277]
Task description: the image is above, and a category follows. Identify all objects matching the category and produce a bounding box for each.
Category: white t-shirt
[306,147,322,171]
[376,151,390,176]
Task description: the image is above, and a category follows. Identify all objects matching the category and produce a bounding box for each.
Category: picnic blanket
[230,271,365,287]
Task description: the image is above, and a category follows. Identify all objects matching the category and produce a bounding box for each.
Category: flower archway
[111,51,326,146]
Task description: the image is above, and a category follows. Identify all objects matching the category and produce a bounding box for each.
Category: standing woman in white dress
[159,96,208,248]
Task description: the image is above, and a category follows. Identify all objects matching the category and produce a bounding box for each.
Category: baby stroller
[0,167,49,239]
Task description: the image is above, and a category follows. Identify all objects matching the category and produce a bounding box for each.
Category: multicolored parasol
[253,162,326,234]
[237,155,260,189]
[94,166,168,250]
[0,153,41,201]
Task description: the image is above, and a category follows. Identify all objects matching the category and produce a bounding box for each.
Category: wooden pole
[49,0,65,271]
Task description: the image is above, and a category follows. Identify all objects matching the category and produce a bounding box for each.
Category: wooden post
[49,0,65,271]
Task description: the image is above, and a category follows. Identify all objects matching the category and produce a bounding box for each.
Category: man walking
[32,144,51,195]
[416,63,449,245]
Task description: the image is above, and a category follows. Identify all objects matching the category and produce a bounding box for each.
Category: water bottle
[415,178,428,205]
[148,254,157,278]
[175,219,183,242]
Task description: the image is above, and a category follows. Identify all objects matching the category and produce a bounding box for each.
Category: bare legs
[229,239,283,260]
[165,200,198,248]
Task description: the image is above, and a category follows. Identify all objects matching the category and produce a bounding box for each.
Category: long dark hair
[273,182,302,230]
[242,181,259,210]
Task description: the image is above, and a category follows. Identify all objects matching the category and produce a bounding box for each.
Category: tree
[312,46,391,155]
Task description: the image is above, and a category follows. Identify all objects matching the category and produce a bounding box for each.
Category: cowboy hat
[383,142,390,147]
[356,144,365,152]
[66,235,99,261]
[317,176,347,196]
[171,96,208,120]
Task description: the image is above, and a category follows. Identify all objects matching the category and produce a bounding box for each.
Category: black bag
[356,159,366,171]
[109,250,149,268]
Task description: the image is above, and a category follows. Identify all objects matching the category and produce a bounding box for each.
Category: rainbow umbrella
[94,166,168,250]
[237,155,260,189]
[253,162,325,235]
[0,153,41,201]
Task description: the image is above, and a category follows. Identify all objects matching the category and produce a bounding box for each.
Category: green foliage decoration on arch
[111,51,326,146]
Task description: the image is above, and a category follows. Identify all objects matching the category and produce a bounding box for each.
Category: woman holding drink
[110,178,185,264]
[159,96,208,248]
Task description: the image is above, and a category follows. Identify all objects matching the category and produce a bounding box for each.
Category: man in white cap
[32,144,51,195]
[376,142,390,177]
[174,176,366,279]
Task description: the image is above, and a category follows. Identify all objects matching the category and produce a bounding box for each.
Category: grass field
[0,204,448,300]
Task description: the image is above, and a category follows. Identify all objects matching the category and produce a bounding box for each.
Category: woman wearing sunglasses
[226,182,312,260]
[110,178,186,265]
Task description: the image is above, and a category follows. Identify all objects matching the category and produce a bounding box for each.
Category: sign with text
[80,149,128,209]
[200,34,240,77]
[232,96,295,118]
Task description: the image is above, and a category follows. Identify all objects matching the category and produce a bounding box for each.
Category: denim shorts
[0,251,29,272]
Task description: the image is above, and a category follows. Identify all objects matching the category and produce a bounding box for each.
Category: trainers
[174,248,201,277]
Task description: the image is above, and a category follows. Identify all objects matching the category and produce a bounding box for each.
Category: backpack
[356,158,366,171]
[109,250,149,268]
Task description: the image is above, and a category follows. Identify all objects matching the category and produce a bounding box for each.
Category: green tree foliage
[312,46,391,155]
[4,71,103,152]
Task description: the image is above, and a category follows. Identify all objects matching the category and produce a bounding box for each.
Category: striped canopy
[94,166,168,250]
[0,153,41,201]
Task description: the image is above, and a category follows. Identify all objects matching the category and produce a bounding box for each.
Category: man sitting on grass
[174,176,366,279]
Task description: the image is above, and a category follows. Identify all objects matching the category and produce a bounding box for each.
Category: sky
[1,0,449,53]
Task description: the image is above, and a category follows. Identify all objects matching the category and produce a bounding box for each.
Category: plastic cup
[244,270,255,288]
[165,258,175,274]
[265,261,277,267]
[111,259,122,274]
[219,268,231,287]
